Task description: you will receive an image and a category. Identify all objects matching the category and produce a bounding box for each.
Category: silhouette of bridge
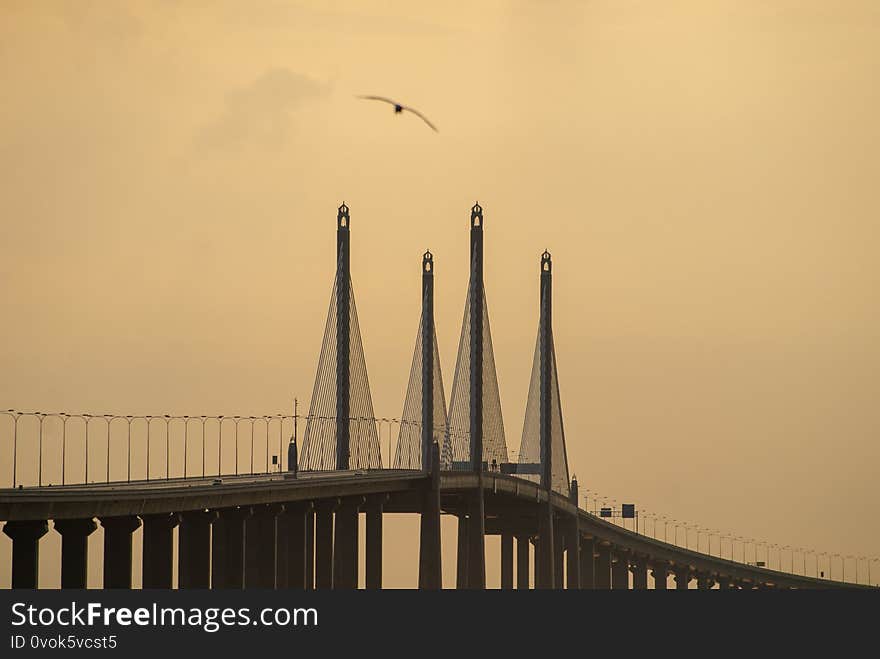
[1,203,875,590]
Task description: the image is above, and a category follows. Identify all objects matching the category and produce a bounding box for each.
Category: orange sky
[1,1,878,587]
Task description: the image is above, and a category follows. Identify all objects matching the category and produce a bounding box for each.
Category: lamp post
[201,416,208,478]
[83,414,92,483]
[163,415,172,479]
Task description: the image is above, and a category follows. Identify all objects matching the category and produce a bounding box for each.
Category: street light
[832,554,842,583]
[659,516,669,543]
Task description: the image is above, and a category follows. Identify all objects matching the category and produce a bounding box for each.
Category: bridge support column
[631,556,649,590]
[500,533,514,589]
[283,502,312,590]
[537,503,555,589]
[334,498,361,590]
[717,576,735,590]
[595,543,612,589]
[697,573,715,590]
[516,535,530,589]
[566,479,580,589]
[142,513,178,589]
[100,516,141,589]
[3,520,48,589]
[651,562,669,590]
[246,505,279,588]
[304,508,314,589]
[54,518,96,589]
[673,566,692,590]
[366,497,384,590]
[612,550,630,590]
[566,529,580,590]
[466,490,486,589]
[579,537,595,588]
[276,506,289,589]
[554,521,565,588]
[178,510,216,589]
[211,507,249,589]
[456,515,468,589]
[418,443,442,590]
[314,502,336,589]
[532,537,541,588]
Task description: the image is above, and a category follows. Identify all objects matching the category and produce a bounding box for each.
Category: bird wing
[401,106,439,132]
[357,95,398,106]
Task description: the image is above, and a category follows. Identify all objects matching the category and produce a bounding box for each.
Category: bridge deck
[0,470,871,589]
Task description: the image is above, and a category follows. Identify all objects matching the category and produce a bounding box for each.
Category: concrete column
[333,499,360,590]
[500,533,514,589]
[456,515,468,589]
[612,551,630,590]
[697,573,715,590]
[673,566,692,590]
[516,535,530,589]
[284,502,312,590]
[566,522,580,590]
[304,508,314,589]
[595,543,612,589]
[553,522,565,588]
[579,537,595,589]
[568,478,580,589]
[142,513,178,589]
[366,497,383,590]
[717,577,736,589]
[532,537,542,588]
[245,505,278,588]
[537,503,555,589]
[211,507,249,589]
[100,516,142,589]
[3,520,48,589]
[418,443,442,590]
[275,506,290,589]
[631,557,649,590]
[54,519,96,589]
[466,490,486,589]
[651,562,669,590]
[314,503,335,589]
[178,510,216,589]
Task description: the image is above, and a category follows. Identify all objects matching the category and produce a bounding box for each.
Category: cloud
[196,68,329,151]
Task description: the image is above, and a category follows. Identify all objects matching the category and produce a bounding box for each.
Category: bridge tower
[444,203,510,588]
[299,203,382,472]
[516,250,572,587]
[517,251,571,494]
[336,203,351,469]
[394,251,448,470]
[394,251,446,588]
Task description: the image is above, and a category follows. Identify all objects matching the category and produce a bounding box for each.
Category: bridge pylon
[516,250,571,496]
[394,251,448,469]
[300,203,382,471]
[444,202,509,471]
[444,203,510,589]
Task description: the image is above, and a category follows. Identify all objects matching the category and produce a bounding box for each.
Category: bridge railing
[580,489,879,587]
[3,409,875,586]
[0,409,418,488]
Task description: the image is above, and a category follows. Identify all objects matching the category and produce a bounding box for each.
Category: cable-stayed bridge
[1,203,875,590]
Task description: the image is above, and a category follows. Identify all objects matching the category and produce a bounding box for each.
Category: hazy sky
[1,1,878,587]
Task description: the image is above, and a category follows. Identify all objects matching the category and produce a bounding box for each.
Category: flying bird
[357,96,438,132]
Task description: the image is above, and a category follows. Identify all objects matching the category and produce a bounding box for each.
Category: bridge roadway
[0,469,868,589]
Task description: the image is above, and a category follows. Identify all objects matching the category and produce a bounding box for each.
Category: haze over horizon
[1,1,878,587]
